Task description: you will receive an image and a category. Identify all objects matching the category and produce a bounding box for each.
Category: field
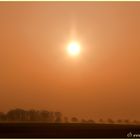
[0,123,140,138]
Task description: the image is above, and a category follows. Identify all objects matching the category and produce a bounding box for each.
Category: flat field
[0,123,140,138]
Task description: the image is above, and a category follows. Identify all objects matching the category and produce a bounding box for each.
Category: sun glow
[67,41,81,56]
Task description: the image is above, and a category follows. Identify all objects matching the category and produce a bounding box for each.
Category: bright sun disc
[67,42,80,56]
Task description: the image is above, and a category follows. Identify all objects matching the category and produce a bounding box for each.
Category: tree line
[0,108,139,125]
[0,108,62,123]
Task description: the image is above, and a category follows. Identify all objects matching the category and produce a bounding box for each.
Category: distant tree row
[66,117,140,125]
[0,109,139,125]
[98,118,140,125]
[0,109,62,123]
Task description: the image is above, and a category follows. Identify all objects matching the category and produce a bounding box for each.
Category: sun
[67,41,81,56]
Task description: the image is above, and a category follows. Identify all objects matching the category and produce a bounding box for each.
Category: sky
[0,2,140,121]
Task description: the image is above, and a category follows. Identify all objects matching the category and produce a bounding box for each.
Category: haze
[0,2,140,121]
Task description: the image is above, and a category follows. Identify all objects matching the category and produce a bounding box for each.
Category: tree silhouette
[40,110,50,122]
[124,119,130,124]
[81,119,86,123]
[107,118,114,124]
[7,109,21,121]
[64,117,69,123]
[49,112,55,123]
[0,112,6,121]
[117,119,122,124]
[55,112,62,123]
[99,118,104,123]
[0,109,63,123]
[87,119,95,123]
[71,117,79,123]
[28,110,38,121]
[2,108,137,125]
[133,120,139,124]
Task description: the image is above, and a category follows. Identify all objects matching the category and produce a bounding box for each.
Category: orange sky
[0,2,140,121]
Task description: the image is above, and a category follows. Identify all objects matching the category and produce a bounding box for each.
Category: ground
[0,123,140,138]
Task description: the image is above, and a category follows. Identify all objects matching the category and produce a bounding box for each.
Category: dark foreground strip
[0,123,140,138]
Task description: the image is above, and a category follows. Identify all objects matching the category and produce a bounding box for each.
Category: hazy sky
[0,2,140,121]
